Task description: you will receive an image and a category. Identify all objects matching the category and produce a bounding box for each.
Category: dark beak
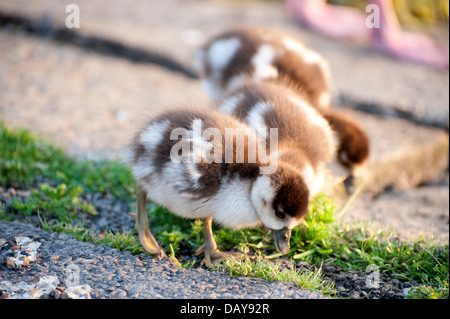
[343,174,355,195]
[272,227,291,254]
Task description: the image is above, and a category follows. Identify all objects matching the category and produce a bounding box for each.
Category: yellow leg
[194,217,242,267]
[135,183,166,259]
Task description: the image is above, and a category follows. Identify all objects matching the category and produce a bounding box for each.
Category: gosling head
[250,165,309,254]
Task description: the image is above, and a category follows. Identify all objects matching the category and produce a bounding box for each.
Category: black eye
[275,209,286,219]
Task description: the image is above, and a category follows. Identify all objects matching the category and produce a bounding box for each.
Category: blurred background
[0,0,448,240]
[0,0,448,158]
[332,0,449,22]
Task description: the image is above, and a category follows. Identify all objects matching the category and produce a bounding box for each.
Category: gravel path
[0,221,326,299]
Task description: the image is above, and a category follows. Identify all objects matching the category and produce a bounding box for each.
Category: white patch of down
[203,37,241,100]
[226,74,248,93]
[202,77,223,100]
[186,162,202,189]
[251,44,278,81]
[220,93,244,115]
[301,165,315,191]
[282,37,325,66]
[287,96,329,130]
[246,102,272,130]
[139,164,210,220]
[208,37,241,71]
[318,91,331,109]
[211,177,260,229]
[140,120,171,152]
[303,50,324,66]
[132,158,156,181]
[250,175,283,230]
[163,161,193,194]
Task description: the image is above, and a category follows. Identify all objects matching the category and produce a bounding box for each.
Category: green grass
[215,256,335,295]
[0,123,134,200]
[1,122,448,299]
[0,183,96,222]
[406,284,447,299]
[38,216,149,255]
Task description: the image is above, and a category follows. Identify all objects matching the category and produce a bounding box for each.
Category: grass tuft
[215,256,335,295]
[0,122,134,200]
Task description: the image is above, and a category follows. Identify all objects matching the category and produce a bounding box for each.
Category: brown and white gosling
[197,26,369,192]
[218,80,337,197]
[123,106,312,267]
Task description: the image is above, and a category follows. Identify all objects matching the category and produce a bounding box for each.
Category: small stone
[395,292,404,299]
[17,190,32,197]
[6,257,22,269]
[15,236,32,246]
[0,281,13,296]
[296,261,310,268]
[58,233,69,240]
[21,256,30,267]
[29,288,39,297]
[65,285,91,299]
[112,289,126,298]
[34,276,59,298]
[8,188,17,196]
[323,264,337,272]
[386,290,396,298]
[390,279,403,289]
[0,292,10,299]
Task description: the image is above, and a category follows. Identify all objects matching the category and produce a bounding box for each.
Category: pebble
[352,292,360,299]
[65,285,92,299]
[51,288,62,299]
[386,290,396,298]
